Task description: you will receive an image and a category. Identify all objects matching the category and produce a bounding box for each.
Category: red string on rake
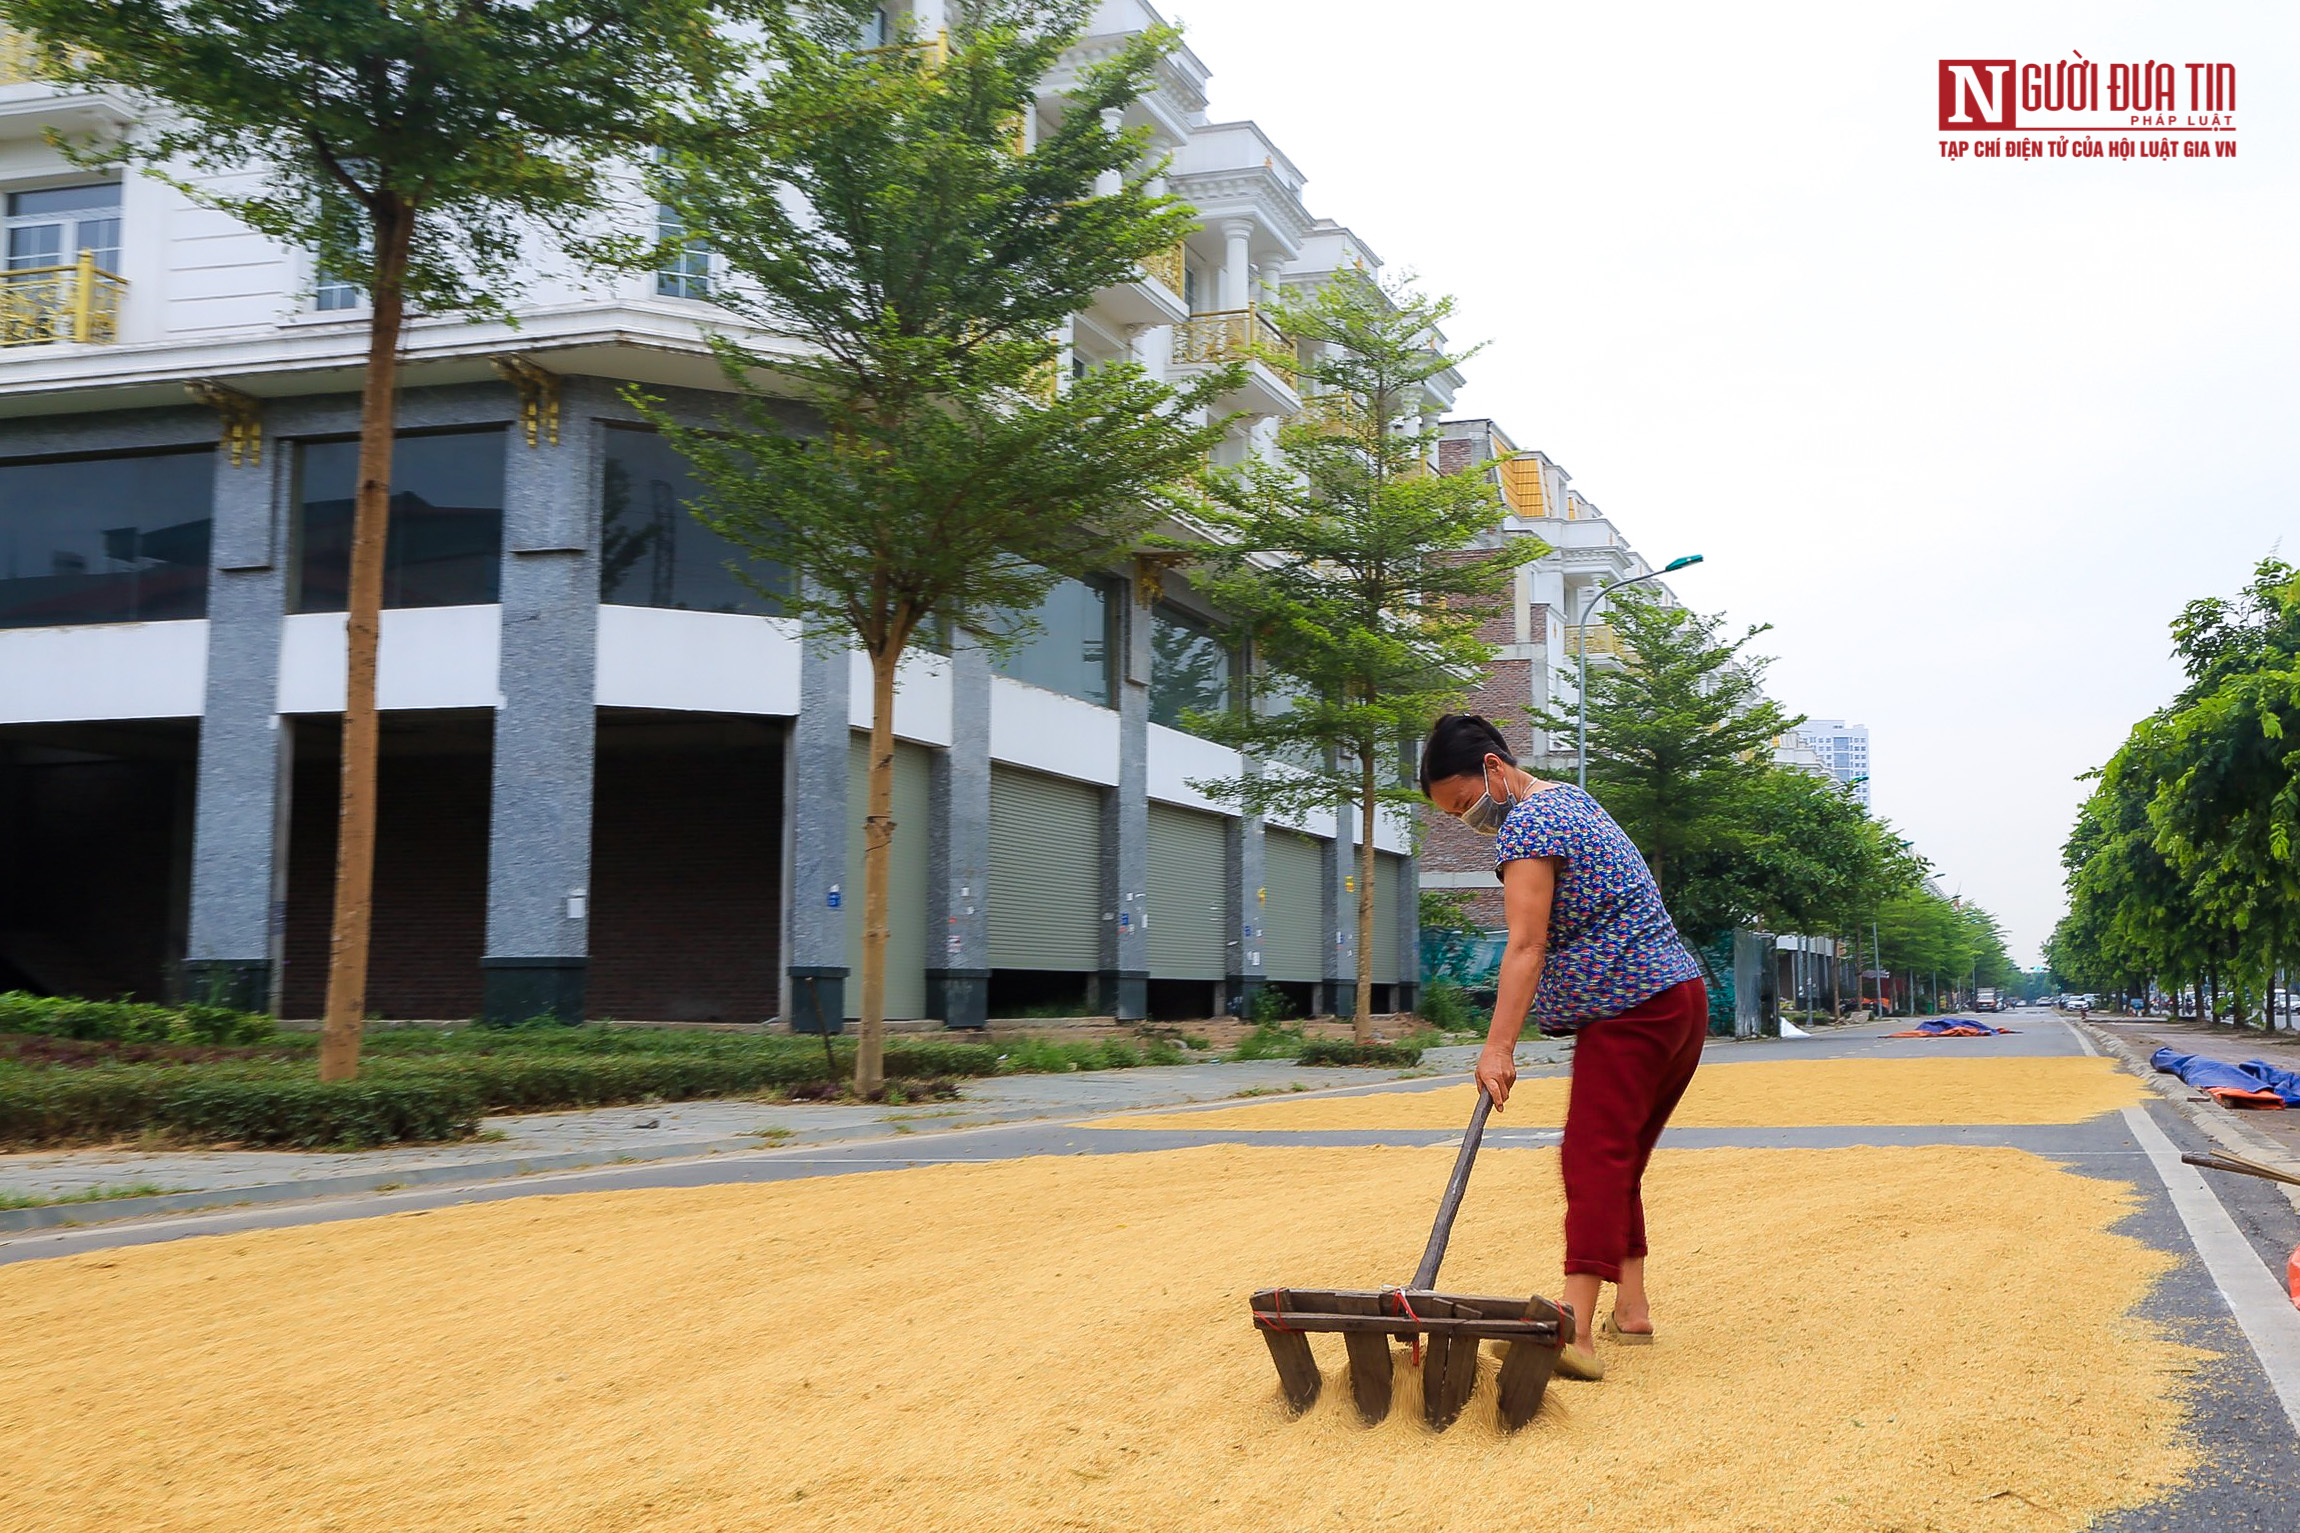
[1384,1287,1423,1367]
[1253,1288,1299,1334]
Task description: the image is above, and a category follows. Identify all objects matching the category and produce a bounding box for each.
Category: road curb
[0,1131,805,1236]
[0,1060,1467,1237]
[2079,1018,2300,1217]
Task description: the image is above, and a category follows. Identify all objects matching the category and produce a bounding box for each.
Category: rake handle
[1409,1088,1494,1290]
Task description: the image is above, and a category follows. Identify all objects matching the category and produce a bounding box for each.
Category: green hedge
[429,1042,1001,1112]
[0,992,274,1047]
[0,1068,480,1149]
[1296,1038,1425,1067]
[0,1038,1014,1149]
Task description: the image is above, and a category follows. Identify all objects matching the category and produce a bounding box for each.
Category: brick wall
[589,744,783,1023]
[1418,661,1546,928]
[283,742,490,1019]
[1437,437,1477,476]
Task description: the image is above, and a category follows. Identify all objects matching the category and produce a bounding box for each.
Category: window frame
[1148,600,1236,734]
[0,441,216,629]
[3,180,123,276]
[286,426,510,614]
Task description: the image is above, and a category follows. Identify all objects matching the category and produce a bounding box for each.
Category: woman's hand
[1475,1040,1517,1109]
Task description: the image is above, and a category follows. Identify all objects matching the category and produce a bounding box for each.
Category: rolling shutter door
[988,766,1102,971]
[1262,830,1324,981]
[1147,803,1226,981]
[1372,852,1402,985]
[845,735,931,1019]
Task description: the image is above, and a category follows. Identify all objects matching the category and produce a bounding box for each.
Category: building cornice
[1166,169,1313,251]
[0,303,812,417]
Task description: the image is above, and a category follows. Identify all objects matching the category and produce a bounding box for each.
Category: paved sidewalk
[2090,1014,2300,1166]
[0,1042,1532,1231]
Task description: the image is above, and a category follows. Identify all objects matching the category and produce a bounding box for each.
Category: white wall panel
[593,605,800,716]
[1145,723,1237,813]
[0,620,207,723]
[845,645,953,747]
[277,606,501,713]
[987,676,1119,786]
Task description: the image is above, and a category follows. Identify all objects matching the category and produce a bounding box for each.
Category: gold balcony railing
[1,253,127,347]
[851,29,948,70]
[1172,305,1294,383]
[1563,623,1628,659]
[1137,241,1185,297]
[2,23,51,84]
[0,22,90,84]
[1296,390,1372,433]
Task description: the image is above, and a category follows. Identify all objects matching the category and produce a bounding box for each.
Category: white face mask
[1455,762,1517,837]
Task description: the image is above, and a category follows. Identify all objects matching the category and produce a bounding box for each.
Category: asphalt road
[5,1007,2296,1529]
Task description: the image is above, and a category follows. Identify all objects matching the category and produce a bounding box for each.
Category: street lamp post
[1576,554,1704,790]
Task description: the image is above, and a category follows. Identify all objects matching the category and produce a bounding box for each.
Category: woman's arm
[1475,855,1559,1109]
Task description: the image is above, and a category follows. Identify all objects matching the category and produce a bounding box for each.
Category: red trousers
[1560,978,1708,1280]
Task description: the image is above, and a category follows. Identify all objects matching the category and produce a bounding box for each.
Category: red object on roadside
[2289,1246,2300,1312]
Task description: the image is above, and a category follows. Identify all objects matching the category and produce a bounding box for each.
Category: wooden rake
[1249,1088,1569,1431]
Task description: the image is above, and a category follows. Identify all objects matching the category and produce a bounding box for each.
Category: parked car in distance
[1973,988,2002,1013]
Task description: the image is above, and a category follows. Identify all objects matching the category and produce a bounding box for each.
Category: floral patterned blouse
[1492,784,1703,1032]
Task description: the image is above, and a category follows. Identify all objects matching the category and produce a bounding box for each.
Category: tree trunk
[854,644,898,1097]
[1830,937,1841,1018]
[1355,755,1377,1045]
[318,200,414,1083]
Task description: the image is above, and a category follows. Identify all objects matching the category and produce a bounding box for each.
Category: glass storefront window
[989,575,1113,706]
[599,425,792,614]
[0,446,213,628]
[1149,604,1232,731]
[291,430,505,612]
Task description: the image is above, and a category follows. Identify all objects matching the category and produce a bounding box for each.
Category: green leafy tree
[637,1,1235,1092]
[1545,592,1799,902]
[1185,272,1539,1041]
[2141,560,2300,1016]
[1669,770,1913,943]
[8,0,738,1078]
[2051,558,2300,1024]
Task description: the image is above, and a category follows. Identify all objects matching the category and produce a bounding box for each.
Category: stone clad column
[1224,784,1266,1017]
[482,378,601,1023]
[184,418,291,1012]
[1321,800,1359,1019]
[783,608,851,1033]
[1098,575,1148,1021]
[926,630,990,1028]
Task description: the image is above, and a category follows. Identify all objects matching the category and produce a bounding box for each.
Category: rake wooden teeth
[1249,1288,1566,1431]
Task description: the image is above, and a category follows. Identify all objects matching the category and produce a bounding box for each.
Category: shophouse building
[1415,418,1687,929]
[0,1,1424,1029]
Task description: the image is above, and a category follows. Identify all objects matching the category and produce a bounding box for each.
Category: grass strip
[0,1181,184,1211]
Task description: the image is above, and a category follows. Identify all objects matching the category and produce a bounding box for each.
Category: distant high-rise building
[1800,719,1871,806]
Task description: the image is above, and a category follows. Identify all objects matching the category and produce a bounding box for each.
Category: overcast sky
[1175,0,2298,967]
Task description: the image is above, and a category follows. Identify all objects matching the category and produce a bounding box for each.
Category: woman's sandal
[1601,1312,1656,1347]
[1553,1344,1606,1382]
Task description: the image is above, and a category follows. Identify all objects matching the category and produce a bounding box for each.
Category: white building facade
[1798,719,1871,806]
[0,2,1426,1027]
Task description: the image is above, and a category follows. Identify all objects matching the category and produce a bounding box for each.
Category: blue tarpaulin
[2149,1047,2300,1108]
[1889,1017,2014,1037]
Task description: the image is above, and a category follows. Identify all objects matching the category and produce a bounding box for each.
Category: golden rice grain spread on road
[1094,1055,2147,1131]
[0,1142,2192,1532]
